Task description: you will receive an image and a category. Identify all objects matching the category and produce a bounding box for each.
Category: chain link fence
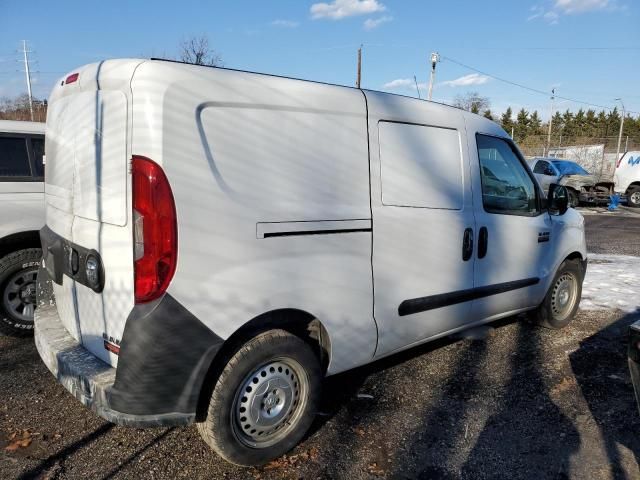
[517,135,640,183]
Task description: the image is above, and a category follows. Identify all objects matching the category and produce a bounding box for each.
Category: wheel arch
[626,182,640,193]
[0,230,41,259]
[195,308,331,421]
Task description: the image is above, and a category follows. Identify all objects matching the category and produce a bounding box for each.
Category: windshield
[551,160,590,176]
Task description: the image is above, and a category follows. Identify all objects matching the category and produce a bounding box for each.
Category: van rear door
[44,60,141,366]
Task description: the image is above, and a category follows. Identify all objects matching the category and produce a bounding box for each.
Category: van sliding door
[366,93,476,357]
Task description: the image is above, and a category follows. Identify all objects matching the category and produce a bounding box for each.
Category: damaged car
[530,157,611,207]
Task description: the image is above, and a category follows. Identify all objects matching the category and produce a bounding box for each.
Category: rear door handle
[462,227,473,261]
[478,226,488,259]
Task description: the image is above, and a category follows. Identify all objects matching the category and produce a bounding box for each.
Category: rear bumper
[35,302,193,427]
[34,266,224,427]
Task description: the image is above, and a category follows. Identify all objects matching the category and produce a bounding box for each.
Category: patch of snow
[580,254,640,313]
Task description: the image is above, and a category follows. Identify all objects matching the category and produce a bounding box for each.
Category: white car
[35,59,587,466]
[614,151,640,208]
[0,120,45,336]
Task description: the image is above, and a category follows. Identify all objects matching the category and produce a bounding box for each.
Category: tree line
[453,91,640,148]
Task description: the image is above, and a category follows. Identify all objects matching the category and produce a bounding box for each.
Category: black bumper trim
[34,265,224,426]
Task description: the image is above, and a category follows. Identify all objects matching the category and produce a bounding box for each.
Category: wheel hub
[2,268,38,322]
[551,272,577,320]
[233,359,306,448]
[631,191,640,205]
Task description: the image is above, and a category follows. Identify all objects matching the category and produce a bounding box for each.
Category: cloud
[528,0,618,24]
[554,0,611,13]
[439,73,491,88]
[363,15,392,30]
[383,78,413,89]
[311,0,386,20]
[271,19,300,28]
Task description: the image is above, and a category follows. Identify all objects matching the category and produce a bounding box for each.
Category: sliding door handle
[462,228,473,261]
[478,226,488,259]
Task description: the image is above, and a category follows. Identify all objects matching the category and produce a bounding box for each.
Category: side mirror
[548,184,569,215]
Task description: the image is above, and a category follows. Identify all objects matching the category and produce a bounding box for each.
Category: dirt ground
[1,212,640,480]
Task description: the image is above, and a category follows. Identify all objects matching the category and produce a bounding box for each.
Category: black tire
[0,248,42,337]
[568,189,579,208]
[531,259,583,329]
[197,329,322,466]
[627,186,640,208]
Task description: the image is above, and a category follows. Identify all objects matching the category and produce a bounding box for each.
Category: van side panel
[131,63,377,375]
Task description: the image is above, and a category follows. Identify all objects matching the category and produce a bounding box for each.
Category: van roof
[148,58,494,122]
[0,119,46,135]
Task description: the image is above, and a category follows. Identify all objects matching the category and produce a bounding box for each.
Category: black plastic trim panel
[108,294,225,416]
[398,278,540,317]
[39,226,104,292]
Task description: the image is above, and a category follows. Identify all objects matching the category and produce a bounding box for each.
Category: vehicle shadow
[569,309,640,480]
[17,424,114,480]
[458,321,580,479]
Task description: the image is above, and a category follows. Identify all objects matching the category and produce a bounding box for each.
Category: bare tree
[179,35,223,66]
[453,91,490,114]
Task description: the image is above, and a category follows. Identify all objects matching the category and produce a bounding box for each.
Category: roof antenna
[414,75,422,99]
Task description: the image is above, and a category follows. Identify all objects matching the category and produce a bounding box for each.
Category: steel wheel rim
[231,357,308,449]
[631,192,640,205]
[2,267,38,322]
[551,272,578,321]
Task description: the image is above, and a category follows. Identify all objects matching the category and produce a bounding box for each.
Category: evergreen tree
[501,107,514,136]
[515,108,530,140]
[530,111,542,135]
[483,109,494,121]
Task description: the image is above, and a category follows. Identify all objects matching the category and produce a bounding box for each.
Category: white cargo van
[0,120,45,336]
[35,59,587,466]
[614,151,640,207]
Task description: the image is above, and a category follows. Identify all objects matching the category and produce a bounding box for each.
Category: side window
[533,160,548,174]
[31,137,45,178]
[476,134,538,215]
[0,137,31,178]
[379,122,463,209]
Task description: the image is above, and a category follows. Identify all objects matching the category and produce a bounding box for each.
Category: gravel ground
[2,213,640,480]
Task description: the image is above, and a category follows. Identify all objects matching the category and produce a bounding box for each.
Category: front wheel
[0,248,41,337]
[531,259,583,329]
[197,329,322,466]
[628,186,640,208]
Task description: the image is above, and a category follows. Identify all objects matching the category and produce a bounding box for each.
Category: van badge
[102,333,121,355]
[538,231,551,243]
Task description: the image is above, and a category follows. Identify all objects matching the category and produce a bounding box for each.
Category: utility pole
[427,52,439,101]
[615,98,625,163]
[356,45,362,88]
[546,88,555,156]
[21,40,34,121]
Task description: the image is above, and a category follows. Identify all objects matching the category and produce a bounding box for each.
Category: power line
[440,54,639,115]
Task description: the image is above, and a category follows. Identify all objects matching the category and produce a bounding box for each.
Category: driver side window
[476,134,539,216]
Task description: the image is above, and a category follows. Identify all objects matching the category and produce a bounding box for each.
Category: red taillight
[65,73,79,84]
[132,156,178,303]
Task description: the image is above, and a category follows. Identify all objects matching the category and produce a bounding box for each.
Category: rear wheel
[628,186,640,208]
[197,329,322,466]
[0,248,42,336]
[531,259,583,329]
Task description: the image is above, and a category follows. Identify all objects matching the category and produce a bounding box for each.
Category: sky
[1,0,639,119]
